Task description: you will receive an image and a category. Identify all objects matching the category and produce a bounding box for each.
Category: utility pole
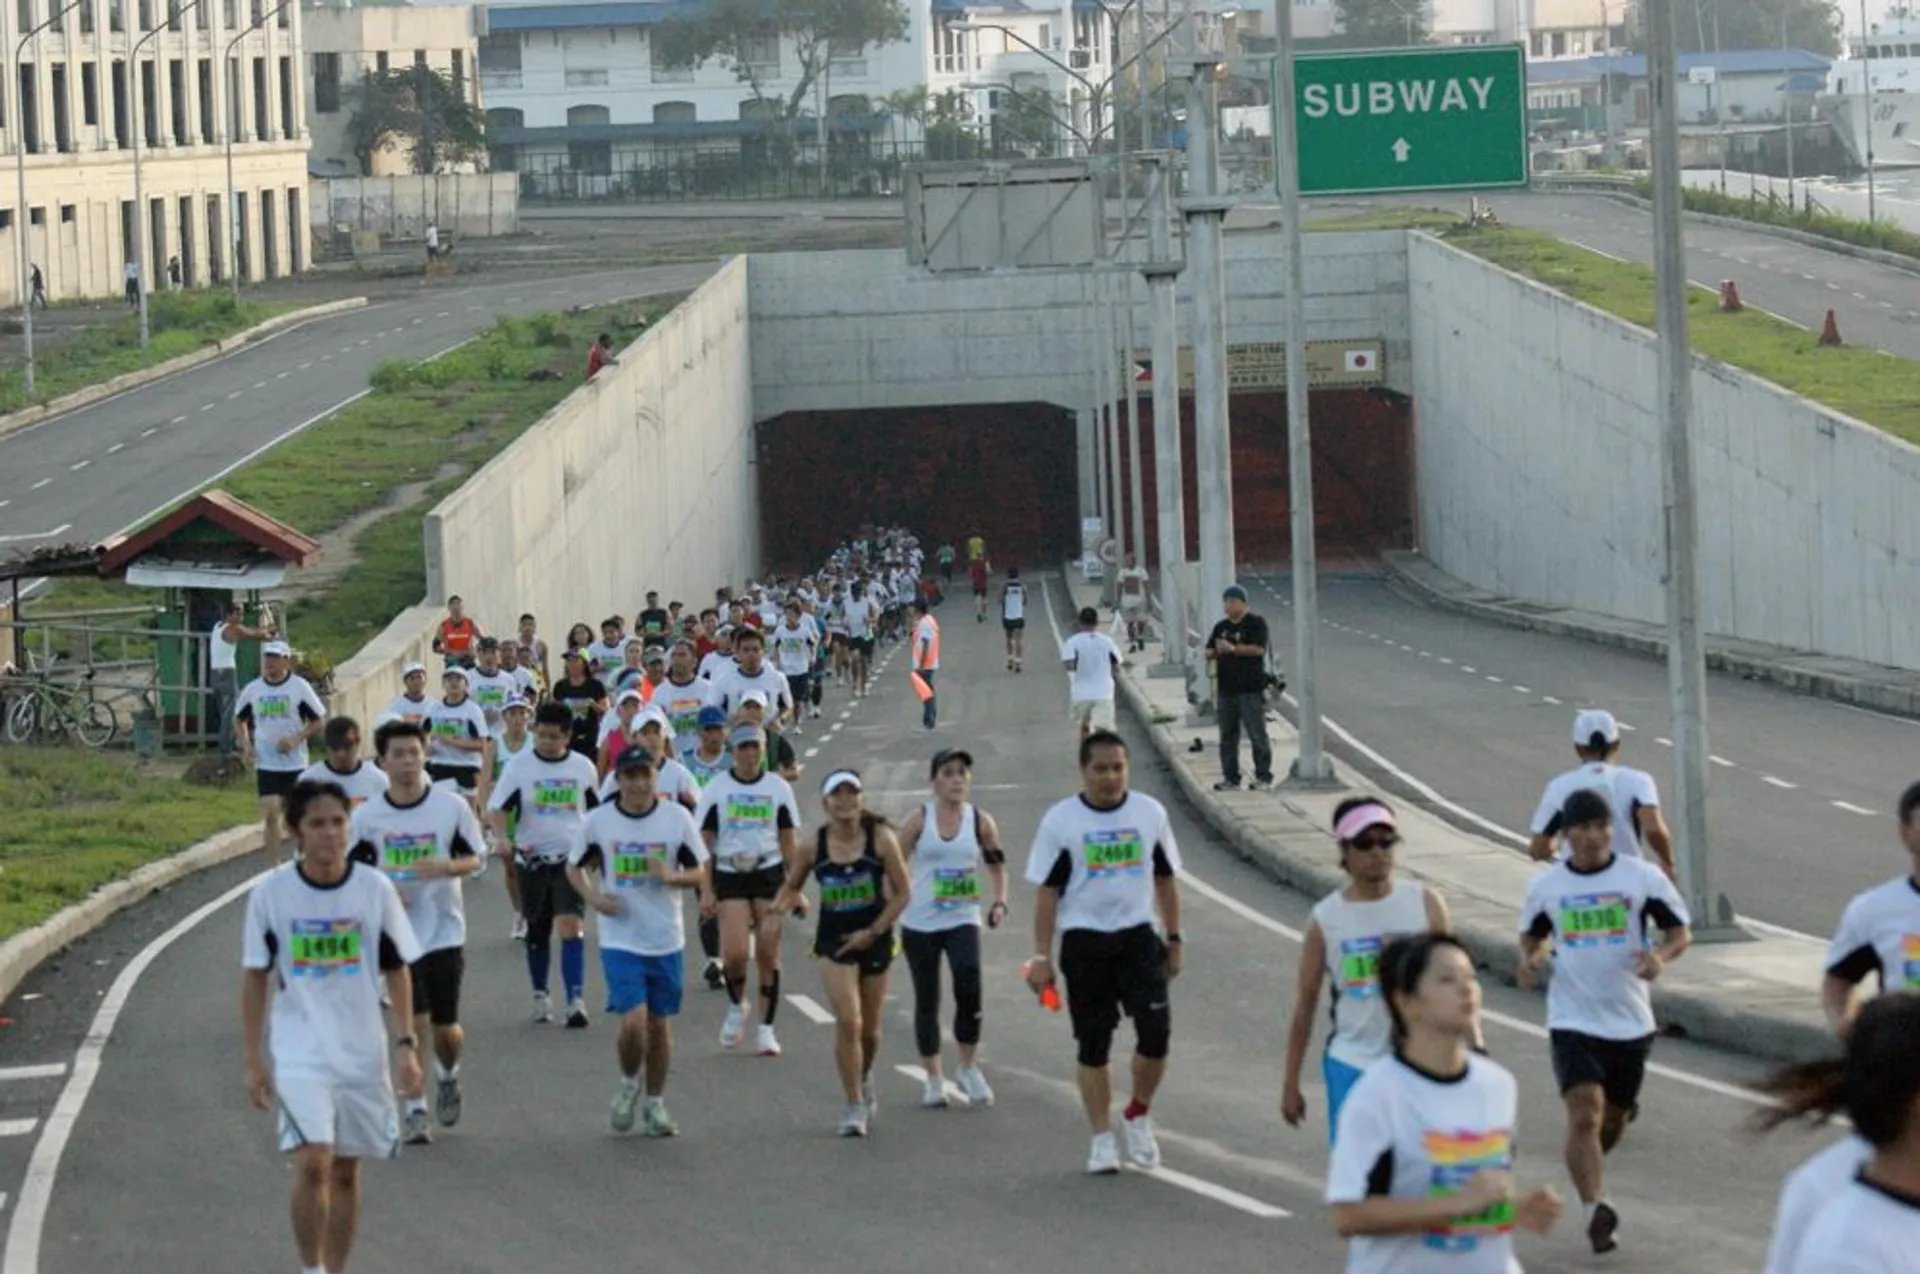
[1182,55,1234,653]
[1142,153,1186,674]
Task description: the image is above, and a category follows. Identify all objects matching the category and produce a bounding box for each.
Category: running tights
[902,926,983,1059]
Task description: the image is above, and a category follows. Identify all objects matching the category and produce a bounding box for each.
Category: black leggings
[901,926,983,1059]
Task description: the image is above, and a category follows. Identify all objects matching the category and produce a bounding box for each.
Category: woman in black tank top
[773,769,911,1138]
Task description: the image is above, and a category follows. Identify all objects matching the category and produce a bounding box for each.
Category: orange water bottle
[1021,958,1063,1012]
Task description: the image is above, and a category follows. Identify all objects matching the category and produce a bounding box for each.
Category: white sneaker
[755,1024,782,1057]
[610,1080,641,1133]
[510,916,528,942]
[1123,1113,1162,1169]
[565,997,590,1029]
[861,1073,878,1118]
[921,1075,950,1109]
[531,991,552,1024]
[956,1065,995,1108]
[1086,1131,1122,1175]
[719,1004,745,1049]
[839,1100,869,1138]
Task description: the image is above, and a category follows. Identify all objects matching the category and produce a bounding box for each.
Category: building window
[568,140,611,173]
[81,62,98,125]
[564,68,609,86]
[486,106,524,129]
[649,36,694,83]
[278,54,291,137]
[313,51,340,113]
[78,0,92,34]
[566,103,610,126]
[414,49,428,69]
[653,100,695,124]
[59,203,74,223]
[829,39,866,78]
[479,32,521,89]
[740,31,779,77]
[451,49,464,99]
[376,51,389,75]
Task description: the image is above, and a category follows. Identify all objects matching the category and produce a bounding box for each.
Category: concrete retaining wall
[748,230,1412,421]
[310,174,519,243]
[1409,232,1920,672]
[421,256,758,642]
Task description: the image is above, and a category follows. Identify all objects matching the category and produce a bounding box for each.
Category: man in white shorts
[1061,607,1122,740]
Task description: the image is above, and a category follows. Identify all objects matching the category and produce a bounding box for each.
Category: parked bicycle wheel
[72,698,116,748]
[4,693,39,744]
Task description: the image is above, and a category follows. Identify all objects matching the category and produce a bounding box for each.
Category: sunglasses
[1349,834,1400,852]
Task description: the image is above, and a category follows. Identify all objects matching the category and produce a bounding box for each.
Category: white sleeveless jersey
[1312,880,1431,1068]
[1002,582,1027,622]
[901,802,985,933]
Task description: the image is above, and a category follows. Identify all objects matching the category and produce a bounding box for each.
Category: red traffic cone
[1719,279,1743,311]
[1819,309,1843,346]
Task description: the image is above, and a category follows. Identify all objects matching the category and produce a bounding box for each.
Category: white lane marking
[225,391,241,400]
[804,747,820,758]
[1565,239,1628,263]
[1832,801,1877,816]
[1656,737,1674,747]
[251,381,265,390]
[0,1121,35,1138]
[276,371,288,380]
[1417,650,1431,658]
[1438,657,1453,665]
[139,428,157,438]
[785,993,835,1025]
[1484,674,1502,683]
[167,415,185,425]
[893,1063,970,1106]
[1137,1164,1292,1219]
[1181,872,1772,1107]
[0,1065,65,1084]
[28,479,50,491]
[105,443,124,454]
[0,525,70,545]
[436,311,451,318]
[320,354,332,361]
[1511,685,1530,694]
[1762,776,1798,790]
[1460,666,1477,674]
[298,362,312,370]
[66,461,87,472]
[1851,291,1866,300]
[1617,723,1637,733]
[1709,755,1736,768]
[0,500,9,509]
[5,871,264,1274]
[200,403,214,411]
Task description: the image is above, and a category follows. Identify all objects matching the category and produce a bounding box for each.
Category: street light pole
[1861,0,1878,220]
[226,0,292,303]
[1142,152,1185,674]
[12,0,85,396]
[1183,53,1233,657]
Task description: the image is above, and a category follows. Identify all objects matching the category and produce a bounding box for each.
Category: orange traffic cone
[1719,280,1743,311]
[1819,309,1843,346]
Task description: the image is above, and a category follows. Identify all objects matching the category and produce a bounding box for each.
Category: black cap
[930,747,974,777]
[614,747,658,773]
[476,635,500,651]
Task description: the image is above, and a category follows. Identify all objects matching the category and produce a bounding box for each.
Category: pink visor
[1334,802,1397,842]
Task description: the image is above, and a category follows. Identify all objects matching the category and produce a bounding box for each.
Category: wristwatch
[1165,933,1184,945]
[393,1035,419,1052]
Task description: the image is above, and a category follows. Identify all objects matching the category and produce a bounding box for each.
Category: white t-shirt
[209,619,239,672]
[383,692,432,726]
[1824,875,1920,995]
[234,674,326,773]
[297,759,390,810]
[771,618,818,676]
[487,748,600,864]
[650,677,714,757]
[1528,761,1662,862]
[1518,853,1690,1040]
[588,639,627,676]
[1025,791,1180,934]
[348,785,485,953]
[844,595,875,639]
[596,758,699,807]
[569,798,708,957]
[1786,1175,1920,1274]
[1311,881,1433,1069]
[697,650,734,682]
[241,861,422,1085]
[1118,565,1150,609]
[1061,631,1121,703]
[1327,1053,1523,1274]
[695,768,800,873]
[1002,581,1027,623]
[423,695,490,770]
[1766,1136,1874,1274]
[463,668,520,730]
[710,663,794,720]
[914,615,940,671]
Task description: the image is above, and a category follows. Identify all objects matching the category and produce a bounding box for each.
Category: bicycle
[2,667,118,748]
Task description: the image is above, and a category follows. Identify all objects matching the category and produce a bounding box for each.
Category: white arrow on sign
[1391,138,1412,163]
[0,523,72,546]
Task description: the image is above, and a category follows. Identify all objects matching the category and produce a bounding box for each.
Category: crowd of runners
[229,525,1920,1274]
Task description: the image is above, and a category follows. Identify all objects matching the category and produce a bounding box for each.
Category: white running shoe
[1123,1113,1162,1169]
[643,1098,679,1138]
[862,1073,878,1119]
[610,1080,641,1133]
[956,1065,995,1108]
[921,1076,950,1109]
[839,1100,869,1138]
[719,1004,745,1049]
[1086,1131,1122,1175]
[404,1106,432,1146]
[531,991,553,1024]
[510,916,528,942]
[755,1024,782,1056]
[565,998,590,1029]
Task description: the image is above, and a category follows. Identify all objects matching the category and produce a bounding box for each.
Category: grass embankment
[1636,179,1920,261]
[0,750,258,939]
[0,292,300,413]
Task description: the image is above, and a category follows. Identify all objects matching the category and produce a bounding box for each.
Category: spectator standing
[1206,585,1274,791]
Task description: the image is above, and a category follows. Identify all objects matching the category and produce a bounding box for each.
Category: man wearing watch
[1025,730,1184,1177]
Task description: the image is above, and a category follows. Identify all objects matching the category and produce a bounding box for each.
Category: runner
[588,616,628,678]
[1281,798,1464,1143]
[824,583,853,685]
[383,662,433,726]
[845,581,876,700]
[775,770,913,1138]
[463,638,519,735]
[516,613,550,688]
[1527,708,1676,878]
[937,541,957,585]
[297,716,390,810]
[1326,934,1563,1268]
[1024,730,1182,1174]
[550,649,609,759]
[240,778,422,1274]
[608,638,648,696]
[912,598,940,731]
[896,747,1007,1108]
[598,707,700,810]
[499,640,539,702]
[697,624,736,683]
[1517,787,1692,1254]
[636,590,672,642]
[770,600,819,730]
[235,640,328,865]
[1001,567,1028,672]
[348,721,486,1146]
[968,554,990,623]
[1061,606,1122,742]
[650,643,714,760]
[596,689,650,777]
[488,702,602,1027]
[1116,554,1151,653]
[567,747,711,1138]
[431,596,483,670]
[1821,779,1920,1036]
[710,627,795,729]
[695,723,801,1056]
[685,704,732,991]
[492,695,536,941]
[966,531,986,566]
[1758,992,1917,1274]
[423,668,491,804]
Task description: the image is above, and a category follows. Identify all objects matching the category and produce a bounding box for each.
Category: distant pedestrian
[424,222,441,262]
[937,542,956,584]
[167,255,182,289]
[911,598,940,730]
[209,601,272,760]
[587,332,619,380]
[1207,584,1273,791]
[1060,606,1120,741]
[29,263,47,308]
[123,259,140,306]
[1117,553,1150,652]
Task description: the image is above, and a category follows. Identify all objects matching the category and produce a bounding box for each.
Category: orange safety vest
[914,616,940,671]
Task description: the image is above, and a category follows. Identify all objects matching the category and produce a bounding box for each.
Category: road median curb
[0,296,370,441]
[0,822,259,1006]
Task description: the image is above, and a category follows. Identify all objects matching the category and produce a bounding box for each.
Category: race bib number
[474,685,507,711]
[257,695,291,720]
[531,779,581,814]
[431,717,463,739]
[724,796,774,833]
[1083,829,1145,879]
[1559,893,1631,948]
[288,919,364,978]
[612,842,665,889]
[1421,1130,1516,1253]
[381,832,437,882]
[1337,936,1383,999]
[1903,934,1920,987]
[931,867,980,910]
[821,870,879,912]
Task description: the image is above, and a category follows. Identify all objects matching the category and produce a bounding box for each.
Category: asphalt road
[0,262,716,554]
[0,579,1824,1272]
[1247,570,1915,940]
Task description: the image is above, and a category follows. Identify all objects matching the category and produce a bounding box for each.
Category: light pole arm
[959,22,1099,95]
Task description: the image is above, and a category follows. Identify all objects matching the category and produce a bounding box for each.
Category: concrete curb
[0,822,259,1006]
[1588,190,1920,279]
[0,296,370,441]
[1378,550,1920,721]
[1112,653,1835,1064]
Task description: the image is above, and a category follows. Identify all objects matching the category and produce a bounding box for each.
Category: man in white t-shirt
[235,640,328,864]
[1060,606,1122,740]
[210,601,271,760]
[1116,554,1150,653]
[1820,777,1920,1036]
[1528,708,1675,878]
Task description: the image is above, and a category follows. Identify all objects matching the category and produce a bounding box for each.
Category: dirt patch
[268,460,465,602]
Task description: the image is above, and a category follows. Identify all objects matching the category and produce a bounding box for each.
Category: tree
[346,66,488,176]
[653,0,910,137]
[1331,0,1429,48]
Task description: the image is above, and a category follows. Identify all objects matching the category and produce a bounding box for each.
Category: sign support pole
[1142,155,1187,677]
[1182,58,1235,676]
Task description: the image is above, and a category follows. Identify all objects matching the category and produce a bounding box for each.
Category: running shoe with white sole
[1123,1113,1161,1169]
[1086,1131,1121,1175]
[610,1081,641,1134]
[1588,1202,1621,1254]
[756,1024,782,1057]
[404,1107,433,1146]
[839,1101,869,1138]
[720,1004,746,1049]
[531,991,553,1024]
[511,916,528,942]
[565,998,590,1029]
[956,1065,995,1108]
[921,1076,950,1109]
[435,1075,462,1127]
[643,1099,679,1138]
[862,1073,878,1120]
[702,958,724,991]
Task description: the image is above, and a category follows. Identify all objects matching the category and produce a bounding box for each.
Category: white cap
[263,640,292,658]
[402,661,427,677]
[740,688,770,708]
[1573,708,1620,747]
[616,688,646,707]
[637,707,671,733]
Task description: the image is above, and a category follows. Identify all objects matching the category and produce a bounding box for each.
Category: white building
[304,1,485,177]
[0,0,310,304]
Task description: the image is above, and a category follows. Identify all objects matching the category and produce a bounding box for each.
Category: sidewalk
[1061,571,1837,1066]
[1382,549,1920,720]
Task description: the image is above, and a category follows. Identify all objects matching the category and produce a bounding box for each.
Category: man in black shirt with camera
[1206,585,1274,791]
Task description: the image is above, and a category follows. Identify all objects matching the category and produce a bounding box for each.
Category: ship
[1819,7,1920,169]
